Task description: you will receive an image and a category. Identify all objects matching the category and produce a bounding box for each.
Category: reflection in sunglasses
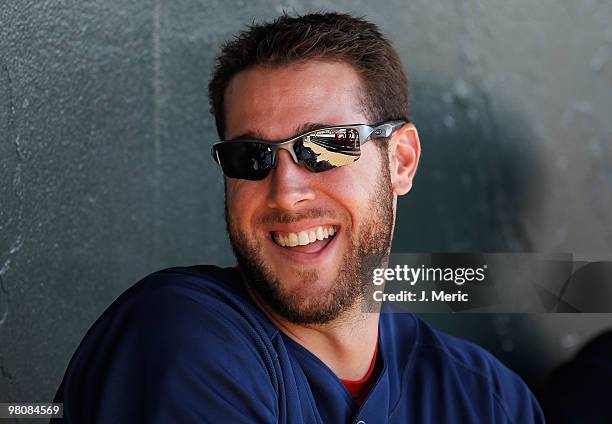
[305,140,359,168]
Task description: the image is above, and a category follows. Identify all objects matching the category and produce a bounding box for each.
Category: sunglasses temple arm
[367,120,406,140]
[211,146,220,164]
[383,121,407,136]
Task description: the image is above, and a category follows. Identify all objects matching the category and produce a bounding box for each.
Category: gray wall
[1,0,611,408]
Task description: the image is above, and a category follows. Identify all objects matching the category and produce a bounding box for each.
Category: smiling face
[223,60,394,324]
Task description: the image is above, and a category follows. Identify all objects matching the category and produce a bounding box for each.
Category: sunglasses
[211,120,406,180]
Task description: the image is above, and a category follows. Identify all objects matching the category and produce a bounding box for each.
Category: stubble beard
[225,157,394,325]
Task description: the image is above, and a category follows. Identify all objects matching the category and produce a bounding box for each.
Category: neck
[247,285,381,381]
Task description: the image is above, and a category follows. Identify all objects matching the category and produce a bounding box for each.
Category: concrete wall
[1,0,611,407]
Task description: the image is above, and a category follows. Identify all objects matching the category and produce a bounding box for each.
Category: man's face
[223,60,394,325]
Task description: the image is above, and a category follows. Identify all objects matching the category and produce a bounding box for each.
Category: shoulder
[83,265,276,348]
[57,265,280,422]
[68,265,278,366]
[97,265,276,334]
[114,265,265,323]
[120,265,276,347]
[382,314,544,423]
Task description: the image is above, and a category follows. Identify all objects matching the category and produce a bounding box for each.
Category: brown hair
[208,12,409,140]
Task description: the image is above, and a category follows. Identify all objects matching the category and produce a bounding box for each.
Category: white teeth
[316,227,324,240]
[298,232,309,245]
[287,233,299,247]
[273,225,337,247]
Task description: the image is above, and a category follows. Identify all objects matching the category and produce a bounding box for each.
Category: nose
[266,150,316,210]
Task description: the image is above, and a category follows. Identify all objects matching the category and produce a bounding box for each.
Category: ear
[388,123,421,196]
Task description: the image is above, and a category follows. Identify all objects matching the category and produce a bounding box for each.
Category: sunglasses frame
[211,120,406,179]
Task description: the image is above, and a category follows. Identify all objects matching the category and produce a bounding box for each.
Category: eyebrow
[229,122,338,142]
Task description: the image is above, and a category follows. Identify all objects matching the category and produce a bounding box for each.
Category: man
[55,12,544,423]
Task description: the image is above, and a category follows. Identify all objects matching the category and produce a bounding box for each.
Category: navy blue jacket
[55,266,544,423]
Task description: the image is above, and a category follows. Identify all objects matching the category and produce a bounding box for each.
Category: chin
[275,267,335,295]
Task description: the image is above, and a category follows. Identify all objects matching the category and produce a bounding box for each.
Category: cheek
[319,172,371,231]
[225,180,262,226]
[339,157,389,225]
[225,180,239,206]
[330,154,384,202]
[225,182,247,222]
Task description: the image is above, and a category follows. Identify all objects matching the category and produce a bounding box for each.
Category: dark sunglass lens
[215,142,275,180]
[297,128,361,172]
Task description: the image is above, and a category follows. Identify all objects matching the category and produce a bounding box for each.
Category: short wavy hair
[208,12,409,140]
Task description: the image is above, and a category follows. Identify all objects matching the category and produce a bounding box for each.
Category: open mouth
[270,225,338,254]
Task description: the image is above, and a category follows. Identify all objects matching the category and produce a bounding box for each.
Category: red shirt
[340,338,380,406]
